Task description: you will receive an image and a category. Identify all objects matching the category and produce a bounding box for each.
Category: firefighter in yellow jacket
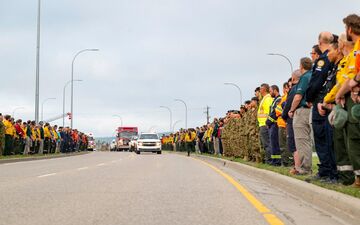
[185,129,196,156]
[3,115,15,156]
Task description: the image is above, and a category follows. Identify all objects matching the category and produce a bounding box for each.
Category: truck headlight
[138,142,143,146]
[156,142,161,146]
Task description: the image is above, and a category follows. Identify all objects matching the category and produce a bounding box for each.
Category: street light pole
[160,106,172,132]
[174,99,188,129]
[112,115,123,127]
[12,107,25,118]
[41,97,56,121]
[71,48,99,129]
[224,82,243,107]
[172,120,182,132]
[267,53,294,74]
[34,0,41,123]
[63,79,82,127]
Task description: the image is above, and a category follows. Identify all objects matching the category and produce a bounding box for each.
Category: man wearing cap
[305,32,337,181]
[336,14,360,187]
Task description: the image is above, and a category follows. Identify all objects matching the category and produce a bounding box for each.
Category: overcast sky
[0,0,359,137]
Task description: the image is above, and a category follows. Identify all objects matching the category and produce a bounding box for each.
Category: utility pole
[204,106,210,124]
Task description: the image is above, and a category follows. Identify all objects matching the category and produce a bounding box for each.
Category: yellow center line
[192,157,284,225]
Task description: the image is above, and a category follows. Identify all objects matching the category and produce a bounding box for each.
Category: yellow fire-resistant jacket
[3,119,14,136]
[44,126,52,138]
[258,94,273,127]
[324,53,355,103]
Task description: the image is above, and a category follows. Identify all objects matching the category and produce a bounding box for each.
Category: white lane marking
[97,163,105,166]
[77,167,89,170]
[37,173,57,178]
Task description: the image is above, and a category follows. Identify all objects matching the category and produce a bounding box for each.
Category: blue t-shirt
[295,70,312,107]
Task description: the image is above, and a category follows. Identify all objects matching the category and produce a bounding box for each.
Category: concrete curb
[167,151,360,224]
[0,151,90,164]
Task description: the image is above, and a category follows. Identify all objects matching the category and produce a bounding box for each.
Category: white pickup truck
[135,133,162,154]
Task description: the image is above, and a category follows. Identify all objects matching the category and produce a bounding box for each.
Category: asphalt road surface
[0,152,350,225]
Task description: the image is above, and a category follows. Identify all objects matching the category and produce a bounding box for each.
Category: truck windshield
[139,134,158,140]
[119,132,137,139]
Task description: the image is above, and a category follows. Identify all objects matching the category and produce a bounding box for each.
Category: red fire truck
[115,127,138,151]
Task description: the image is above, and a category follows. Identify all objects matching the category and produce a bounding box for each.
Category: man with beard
[266,85,282,166]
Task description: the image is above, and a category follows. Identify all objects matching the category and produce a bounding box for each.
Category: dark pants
[44,138,51,153]
[260,126,271,163]
[279,127,293,166]
[346,96,360,177]
[269,123,281,165]
[334,126,354,185]
[4,134,13,156]
[219,138,223,155]
[198,141,205,153]
[186,142,194,156]
[312,107,337,179]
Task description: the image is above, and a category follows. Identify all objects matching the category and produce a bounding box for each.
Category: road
[0,152,350,225]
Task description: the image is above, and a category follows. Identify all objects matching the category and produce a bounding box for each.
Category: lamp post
[12,107,25,118]
[160,106,172,132]
[34,0,41,123]
[41,97,56,121]
[224,82,243,107]
[63,79,82,127]
[71,48,99,129]
[174,99,188,129]
[267,53,294,74]
[112,115,123,127]
[172,120,182,132]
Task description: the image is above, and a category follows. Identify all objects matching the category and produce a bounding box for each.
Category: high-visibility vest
[257,94,273,127]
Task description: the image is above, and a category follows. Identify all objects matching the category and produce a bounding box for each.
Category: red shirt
[14,124,25,138]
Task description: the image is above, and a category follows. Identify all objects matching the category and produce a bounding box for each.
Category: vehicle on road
[87,134,96,151]
[135,133,162,154]
[110,139,116,151]
[115,127,138,151]
[129,136,138,152]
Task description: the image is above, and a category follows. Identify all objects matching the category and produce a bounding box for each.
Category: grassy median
[197,153,360,199]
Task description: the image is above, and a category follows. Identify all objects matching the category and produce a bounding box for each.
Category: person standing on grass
[289,57,313,175]
[282,70,301,175]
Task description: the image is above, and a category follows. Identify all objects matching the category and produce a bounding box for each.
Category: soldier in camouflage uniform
[238,106,247,159]
[248,97,262,163]
[242,102,252,161]
[222,111,238,157]
[221,113,232,156]
[232,116,242,157]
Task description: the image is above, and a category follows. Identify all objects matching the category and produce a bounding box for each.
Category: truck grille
[143,142,156,146]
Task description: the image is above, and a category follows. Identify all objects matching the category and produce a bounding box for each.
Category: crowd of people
[0,113,90,156]
[162,14,360,188]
